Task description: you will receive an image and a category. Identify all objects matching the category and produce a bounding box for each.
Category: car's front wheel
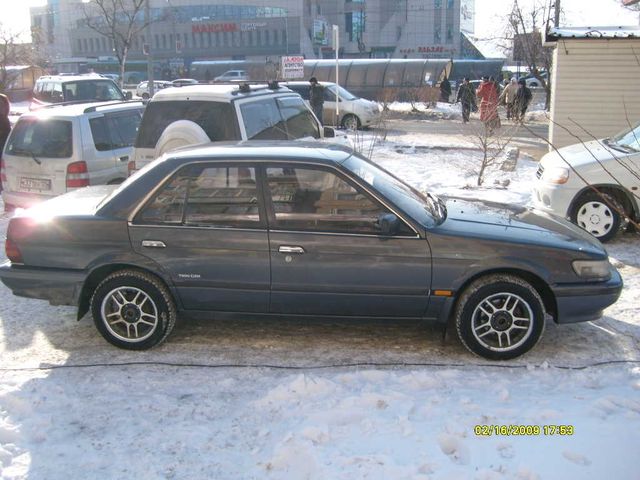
[455,274,545,360]
[342,114,360,130]
[141,93,150,99]
[90,270,176,350]
[571,191,622,242]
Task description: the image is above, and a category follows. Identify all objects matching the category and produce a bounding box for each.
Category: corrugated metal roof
[546,25,640,40]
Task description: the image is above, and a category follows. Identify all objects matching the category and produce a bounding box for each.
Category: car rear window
[7,118,73,158]
[135,100,241,148]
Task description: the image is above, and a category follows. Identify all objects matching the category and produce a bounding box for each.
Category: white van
[283,81,382,130]
[1,101,144,210]
[532,122,640,242]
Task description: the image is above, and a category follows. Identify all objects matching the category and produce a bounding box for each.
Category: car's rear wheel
[90,270,176,350]
[342,114,360,130]
[571,191,623,242]
[455,274,545,360]
[141,93,149,99]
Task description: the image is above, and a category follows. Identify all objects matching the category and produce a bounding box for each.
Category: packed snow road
[1,137,639,479]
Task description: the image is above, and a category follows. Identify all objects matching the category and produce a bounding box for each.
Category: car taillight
[66,161,89,188]
[5,238,23,263]
[127,160,136,176]
[0,158,6,185]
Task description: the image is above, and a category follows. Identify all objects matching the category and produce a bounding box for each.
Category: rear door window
[135,101,240,148]
[106,110,143,149]
[7,119,73,158]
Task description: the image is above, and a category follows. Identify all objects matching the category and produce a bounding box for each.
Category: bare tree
[0,23,38,92]
[506,0,553,110]
[82,0,155,87]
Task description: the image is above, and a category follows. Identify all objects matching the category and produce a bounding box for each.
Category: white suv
[132,83,344,171]
[1,101,144,210]
[533,122,640,242]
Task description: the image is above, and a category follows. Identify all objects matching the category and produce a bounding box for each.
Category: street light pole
[145,0,154,96]
[333,24,339,126]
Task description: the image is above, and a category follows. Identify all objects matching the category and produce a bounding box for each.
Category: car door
[262,163,432,317]
[129,162,271,312]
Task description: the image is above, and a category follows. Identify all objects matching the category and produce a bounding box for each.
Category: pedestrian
[455,77,476,123]
[309,77,324,125]
[513,78,533,123]
[499,78,519,120]
[476,75,500,131]
[0,93,10,194]
[439,75,452,103]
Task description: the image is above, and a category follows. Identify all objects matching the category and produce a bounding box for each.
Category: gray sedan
[0,142,622,359]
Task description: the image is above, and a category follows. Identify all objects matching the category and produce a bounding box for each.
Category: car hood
[432,197,605,256]
[541,139,620,169]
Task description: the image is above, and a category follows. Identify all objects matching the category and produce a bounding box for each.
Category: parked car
[283,81,382,129]
[213,70,248,82]
[0,142,622,359]
[31,74,131,108]
[1,101,144,210]
[100,73,121,83]
[135,80,172,99]
[524,72,548,88]
[533,122,640,242]
[130,83,345,172]
[171,78,199,87]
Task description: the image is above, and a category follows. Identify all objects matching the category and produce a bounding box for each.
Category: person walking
[513,78,533,123]
[309,77,325,125]
[499,78,519,120]
[0,94,10,193]
[439,75,452,103]
[456,77,476,123]
[476,75,500,131]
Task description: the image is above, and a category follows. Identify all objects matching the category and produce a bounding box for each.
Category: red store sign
[192,23,238,34]
[400,46,449,54]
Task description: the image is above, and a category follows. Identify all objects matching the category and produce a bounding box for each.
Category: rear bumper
[0,261,85,306]
[553,269,623,323]
[2,190,55,210]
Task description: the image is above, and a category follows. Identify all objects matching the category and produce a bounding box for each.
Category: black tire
[571,191,622,243]
[342,114,360,130]
[141,93,150,99]
[90,270,176,350]
[455,274,545,360]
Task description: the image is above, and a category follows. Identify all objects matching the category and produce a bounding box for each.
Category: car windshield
[610,122,640,152]
[327,84,357,101]
[343,153,445,227]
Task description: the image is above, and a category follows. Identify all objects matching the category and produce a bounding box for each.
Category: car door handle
[278,245,305,254]
[119,155,130,162]
[142,240,166,248]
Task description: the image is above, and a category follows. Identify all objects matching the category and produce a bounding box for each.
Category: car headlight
[541,166,569,184]
[572,260,611,280]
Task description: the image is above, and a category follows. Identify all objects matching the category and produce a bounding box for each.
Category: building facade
[30,0,476,71]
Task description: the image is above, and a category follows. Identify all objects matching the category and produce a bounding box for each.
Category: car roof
[21,100,145,119]
[36,74,114,83]
[149,84,295,102]
[164,140,354,166]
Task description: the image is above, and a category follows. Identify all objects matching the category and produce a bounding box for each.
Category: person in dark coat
[513,78,533,123]
[455,77,476,123]
[439,75,452,103]
[309,77,325,125]
[0,94,10,194]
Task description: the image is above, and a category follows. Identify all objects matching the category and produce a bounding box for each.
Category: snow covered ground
[0,117,639,479]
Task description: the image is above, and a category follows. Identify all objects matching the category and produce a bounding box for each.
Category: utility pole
[554,0,561,27]
[145,0,154,96]
[333,24,339,127]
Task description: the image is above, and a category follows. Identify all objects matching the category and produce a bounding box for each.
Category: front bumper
[0,261,85,306]
[553,269,623,323]
[532,181,580,219]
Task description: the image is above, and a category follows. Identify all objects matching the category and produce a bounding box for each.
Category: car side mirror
[376,213,400,236]
[124,91,132,100]
[323,126,336,138]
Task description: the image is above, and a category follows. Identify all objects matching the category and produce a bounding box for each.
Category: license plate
[19,177,52,191]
